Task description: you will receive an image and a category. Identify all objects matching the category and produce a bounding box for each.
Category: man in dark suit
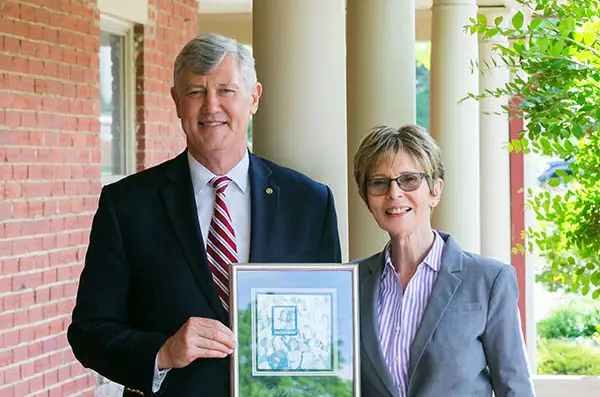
[67,33,341,397]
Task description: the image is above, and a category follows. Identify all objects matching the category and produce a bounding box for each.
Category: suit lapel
[407,234,463,387]
[360,253,399,397]
[160,151,228,324]
[248,154,278,263]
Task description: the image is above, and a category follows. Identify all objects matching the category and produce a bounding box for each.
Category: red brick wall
[0,0,101,395]
[1,0,197,395]
[136,0,198,170]
[510,97,527,339]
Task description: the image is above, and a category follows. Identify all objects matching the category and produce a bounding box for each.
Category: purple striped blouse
[377,230,445,396]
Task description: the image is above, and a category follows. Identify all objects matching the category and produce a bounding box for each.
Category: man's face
[171,55,262,161]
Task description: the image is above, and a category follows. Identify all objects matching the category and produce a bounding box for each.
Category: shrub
[537,339,600,375]
[537,300,600,340]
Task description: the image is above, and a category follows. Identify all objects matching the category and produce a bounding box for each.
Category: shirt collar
[383,230,445,274]
[187,150,250,196]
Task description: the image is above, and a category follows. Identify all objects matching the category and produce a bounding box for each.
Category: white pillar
[479,6,511,263]
[430,0,481,253]
[252,0,349,261]
[346,0,417,260]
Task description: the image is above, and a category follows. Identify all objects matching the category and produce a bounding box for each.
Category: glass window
[98,15,134,184]
[99,31,125,176]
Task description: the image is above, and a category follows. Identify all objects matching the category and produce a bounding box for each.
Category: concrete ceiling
[199,0,250,14]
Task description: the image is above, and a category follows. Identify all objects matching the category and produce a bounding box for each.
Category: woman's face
[365,151,442,239]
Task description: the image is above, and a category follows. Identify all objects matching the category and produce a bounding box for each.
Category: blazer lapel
[160,151,228,324]
[248,154,278,263]
[407,234,463,387]
[360,253,399,397]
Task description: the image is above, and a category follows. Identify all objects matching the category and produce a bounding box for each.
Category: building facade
[1,0,598,396]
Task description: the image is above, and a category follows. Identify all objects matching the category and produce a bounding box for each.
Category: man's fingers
[196,347,228,359]
[192,317,233,336]
[195,335,234,354]
[187,340,230,359]
[189,319,235,349]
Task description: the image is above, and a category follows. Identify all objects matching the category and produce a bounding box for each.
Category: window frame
[99,14,136,185]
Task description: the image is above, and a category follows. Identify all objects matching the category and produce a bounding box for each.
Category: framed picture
[229,263,360,397]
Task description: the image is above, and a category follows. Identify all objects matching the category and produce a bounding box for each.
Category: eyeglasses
[366,172,427,196]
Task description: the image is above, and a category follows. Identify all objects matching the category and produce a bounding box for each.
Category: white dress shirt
[153,151,251,392]
[188,150,251,263]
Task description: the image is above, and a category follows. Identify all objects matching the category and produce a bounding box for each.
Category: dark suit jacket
[357,233,535,397]
[67,150,342,397]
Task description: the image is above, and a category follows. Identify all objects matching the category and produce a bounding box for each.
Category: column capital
[432,0,477,5]
[431,0,515,6]
[478,5,511,16]
[478,0,515,7]
[477,6,511,44]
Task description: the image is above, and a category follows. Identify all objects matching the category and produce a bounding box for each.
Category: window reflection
[99,31,124,176]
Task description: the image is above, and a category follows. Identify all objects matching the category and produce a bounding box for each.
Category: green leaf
[593,289,600,300]
[538,37,549,52]
[540,137,552,152]
[495,16,504,27]
[563,16,576,32]
[582,285,590,295]
[512,11,524,30]
[529,17,543,30]
[512,139,522,152]
[548,178,561,187]
[477,13,487,27]
[583,32,596,47]
[551,39,565,56]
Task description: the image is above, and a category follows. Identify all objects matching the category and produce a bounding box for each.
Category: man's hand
[157,317,235,370]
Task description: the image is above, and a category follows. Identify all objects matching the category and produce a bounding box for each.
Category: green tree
[236,305,353,397]
[416,42,431,131]
[465,0,600,298]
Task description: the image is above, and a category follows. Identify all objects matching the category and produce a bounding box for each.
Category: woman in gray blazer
[352,125,535,397]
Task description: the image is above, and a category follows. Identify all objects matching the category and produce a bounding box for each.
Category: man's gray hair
[173,33,257,92]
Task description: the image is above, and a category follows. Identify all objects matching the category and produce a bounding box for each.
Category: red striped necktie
[206,176,238,312]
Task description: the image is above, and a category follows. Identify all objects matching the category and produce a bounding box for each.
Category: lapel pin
[265,188,273,195]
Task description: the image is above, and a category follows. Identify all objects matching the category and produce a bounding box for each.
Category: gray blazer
[357,232,535,397]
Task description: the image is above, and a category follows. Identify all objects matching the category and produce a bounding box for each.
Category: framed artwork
[229,264,360,397]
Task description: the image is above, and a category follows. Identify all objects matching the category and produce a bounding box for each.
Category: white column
[346,0,417,260]
[252,0,349,261]
[430,0,481,253]
[479,6,511,263]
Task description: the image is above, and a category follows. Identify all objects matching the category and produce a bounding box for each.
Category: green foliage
[248,117,253,142]
[416,42,431,131]
[236,306,353,397]
[465,0,600,298]
[537,300,600,339]
[537,338,600,375]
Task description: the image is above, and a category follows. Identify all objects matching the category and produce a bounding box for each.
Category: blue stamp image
[251,288,338,376]
[272,305,298,336]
